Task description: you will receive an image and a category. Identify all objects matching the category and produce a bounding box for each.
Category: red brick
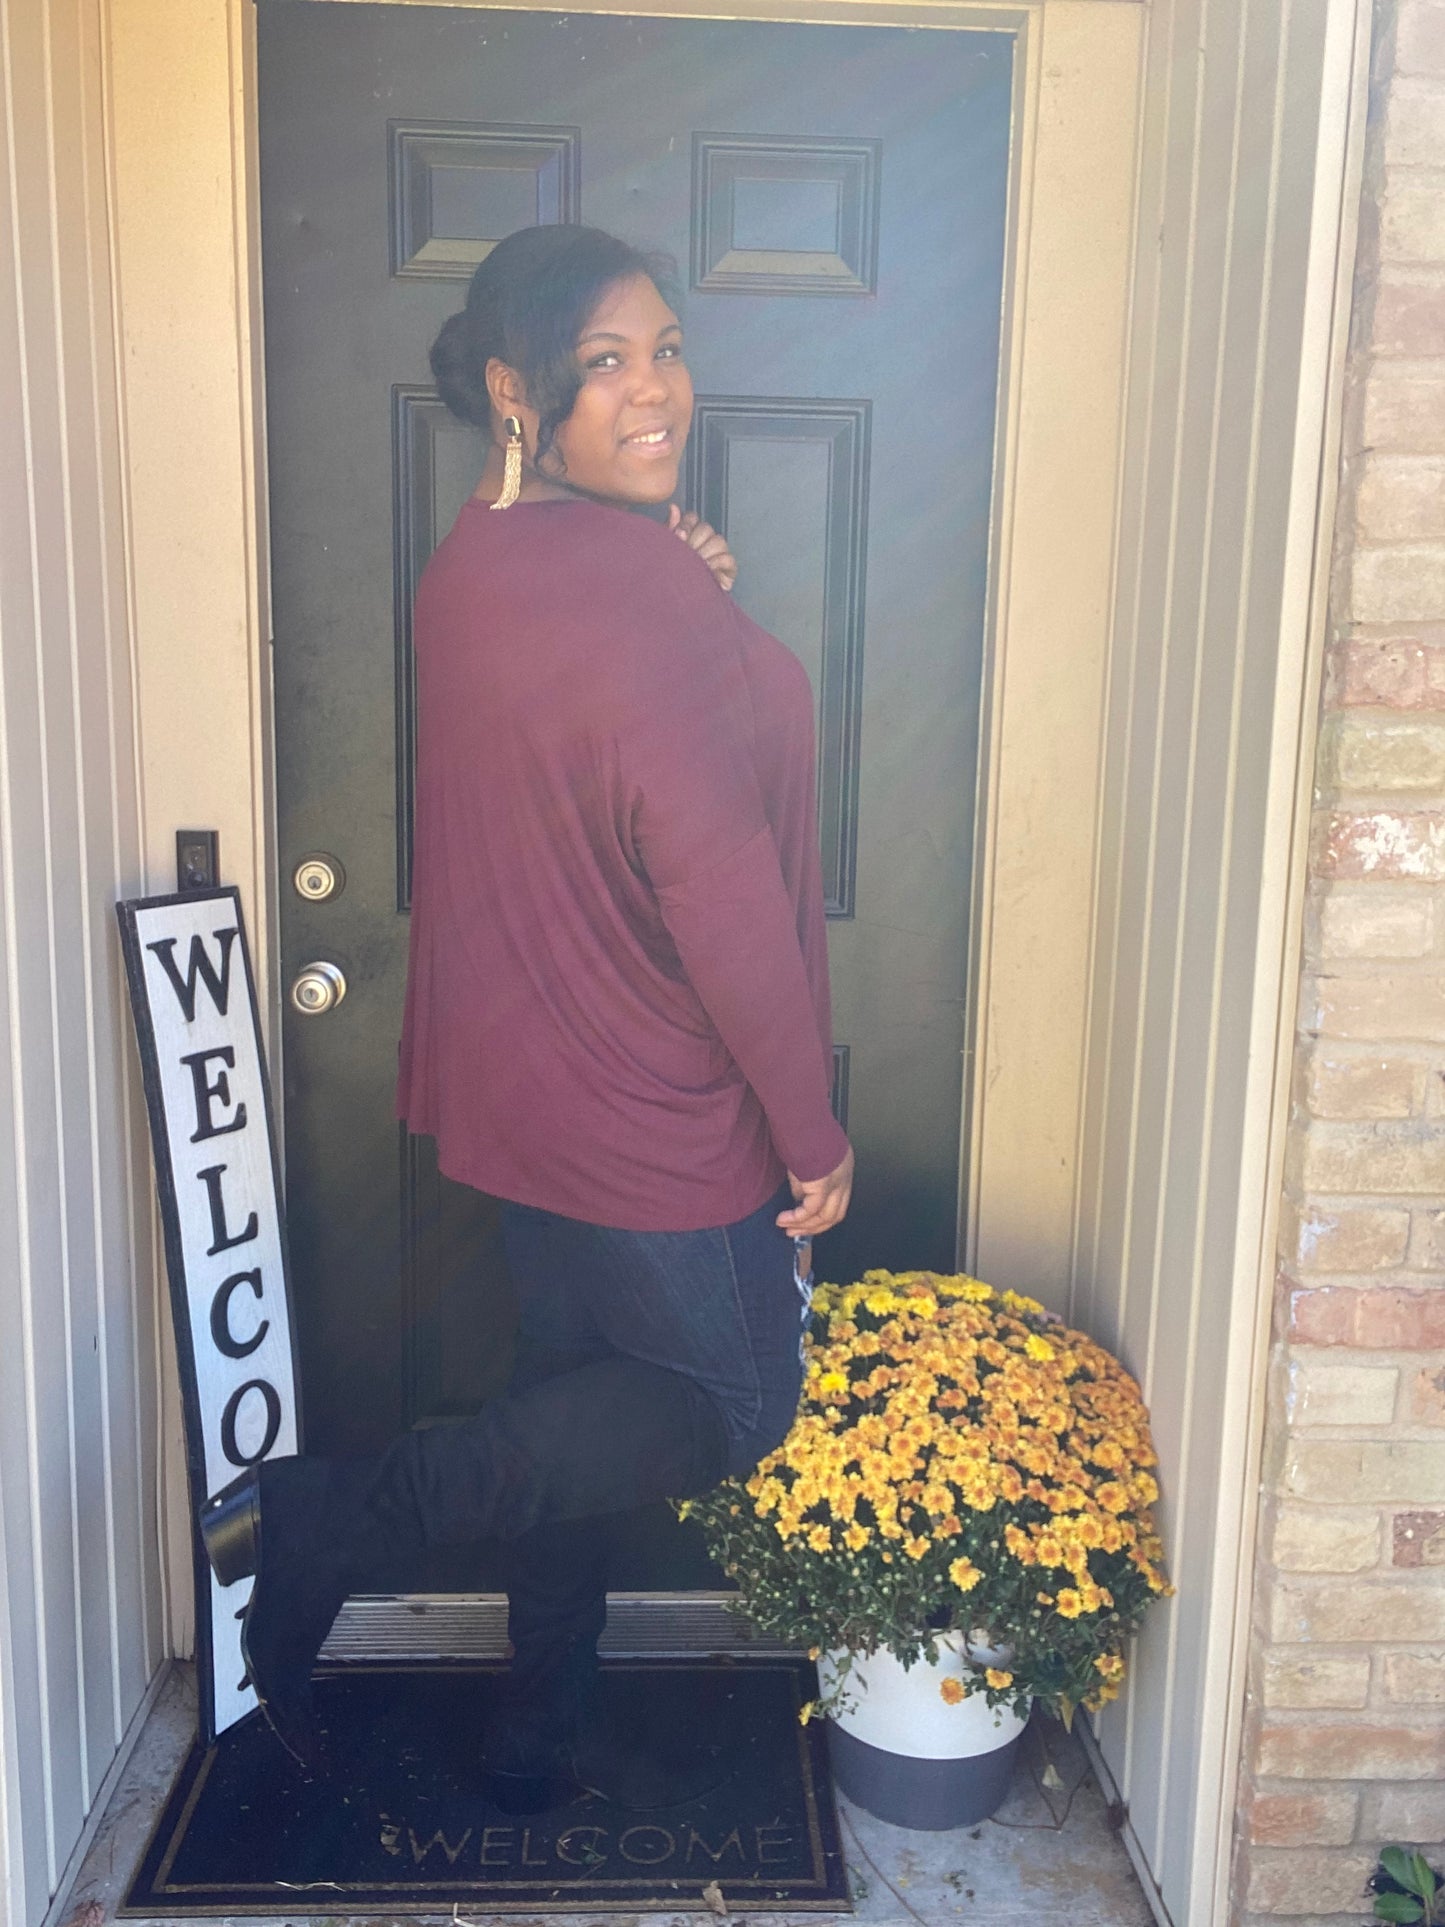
[1247,1788,1358,1846]
[1313,810,1445,880]
[1289,1284,1360,1346]
[1373,280,1445,357]
[1394,1510,1445,1566]
[1326,638,1433,708]
[1355,1286,1445,1347]
[1258,1720,1445,1778]
[1365,372,1445,449]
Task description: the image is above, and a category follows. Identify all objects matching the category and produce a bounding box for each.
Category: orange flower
[939,1676,966,1705]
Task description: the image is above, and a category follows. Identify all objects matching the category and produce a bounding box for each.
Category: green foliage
[1374,1846,1442,1926]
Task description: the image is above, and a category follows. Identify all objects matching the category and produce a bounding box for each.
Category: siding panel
[0,0,164,1921]
[1073,0,1353,1915]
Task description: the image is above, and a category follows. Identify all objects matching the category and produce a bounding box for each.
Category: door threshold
[319,1589,797,1661]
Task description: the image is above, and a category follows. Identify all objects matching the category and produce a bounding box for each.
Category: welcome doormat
[123,1658,850,1914]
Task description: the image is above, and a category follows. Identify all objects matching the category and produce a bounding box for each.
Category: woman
[199,224,854,1802]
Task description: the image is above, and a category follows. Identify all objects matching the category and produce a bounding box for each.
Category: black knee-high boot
[199,1355,730,1768]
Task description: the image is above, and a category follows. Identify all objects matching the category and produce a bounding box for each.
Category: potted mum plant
[684,1270,1172,1831]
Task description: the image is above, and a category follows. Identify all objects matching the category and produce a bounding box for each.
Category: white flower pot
[818,1633,1030,1830]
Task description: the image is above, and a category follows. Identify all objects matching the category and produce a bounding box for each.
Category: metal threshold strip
[320,1591,801,1662]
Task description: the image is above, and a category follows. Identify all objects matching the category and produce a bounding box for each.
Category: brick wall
[1236,3,1445,1920]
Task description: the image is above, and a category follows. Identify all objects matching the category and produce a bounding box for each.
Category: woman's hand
[668,505,737,592]
[776,1143,855,1238]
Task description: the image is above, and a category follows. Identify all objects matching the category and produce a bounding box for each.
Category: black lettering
[220,1378,281,1467]
[555,1826,608,1868]
[618,1826,676,1866]
[198,1163,258,1256]
[520,1827,547,1867]
[409,1827,471,1867]
[478,1827,515,1867]
[686,1826,744,1864]
[209,1270,269,1359]
[146,927,239,1022]
[181,1045,247,1142]
[755,1825,795,1866]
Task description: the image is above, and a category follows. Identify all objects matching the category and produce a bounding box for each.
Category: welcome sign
[118,888,300,1744]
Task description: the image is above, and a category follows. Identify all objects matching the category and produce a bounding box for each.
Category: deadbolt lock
[293,853,345,902]
[291,961,347,1016]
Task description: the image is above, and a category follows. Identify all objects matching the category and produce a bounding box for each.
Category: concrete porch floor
[60,1666,1153,1927]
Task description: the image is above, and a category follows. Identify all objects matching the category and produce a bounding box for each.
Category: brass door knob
[290,961,347,1016]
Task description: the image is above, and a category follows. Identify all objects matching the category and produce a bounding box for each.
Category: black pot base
[825,1720,1022,1831]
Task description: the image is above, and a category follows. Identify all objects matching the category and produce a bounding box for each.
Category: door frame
[105,0,1142,1842]
[108,0,1144,1301]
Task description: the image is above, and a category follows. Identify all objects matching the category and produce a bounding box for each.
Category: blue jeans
[374,1185,810,1717]
[503,1181,809,1481]
[496,1185,810,1701]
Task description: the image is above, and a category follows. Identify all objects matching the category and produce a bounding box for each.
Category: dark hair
[430,225,680,470]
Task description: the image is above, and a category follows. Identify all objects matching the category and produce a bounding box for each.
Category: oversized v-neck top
[396,495,849,1232]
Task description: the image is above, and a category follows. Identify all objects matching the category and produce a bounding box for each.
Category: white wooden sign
[118,888,300,1743]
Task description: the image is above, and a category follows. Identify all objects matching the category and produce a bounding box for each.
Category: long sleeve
[653,830,850,1180]
[622,585,849,1183]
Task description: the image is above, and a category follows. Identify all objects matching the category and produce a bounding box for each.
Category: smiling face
[537,273,693,505]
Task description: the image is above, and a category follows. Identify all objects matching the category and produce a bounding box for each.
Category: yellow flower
[948,1557,983,1592]
[1024,1333,1056,1362]
[938,1676,966,1705]
[818,1371,849,1397]
[844,1523,872,1552]
[984,1668,1013,1690]
[904,1535,930,1560]
[799,1700,818,1725]
[1094,1653,1126,1680]
[1056,1588,1085,1618]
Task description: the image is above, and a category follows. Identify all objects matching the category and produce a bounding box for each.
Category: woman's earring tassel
[492,416,524,511]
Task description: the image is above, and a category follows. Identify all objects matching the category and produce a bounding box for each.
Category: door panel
[260,5,1010,1574]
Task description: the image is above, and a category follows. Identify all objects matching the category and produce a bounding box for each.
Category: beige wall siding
[1072,0,1366,1918]
[1237,1,1445,1919]
[0,0,166,1921]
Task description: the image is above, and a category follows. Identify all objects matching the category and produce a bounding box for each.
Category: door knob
[290,960,347,1016]
[293,853,345,901]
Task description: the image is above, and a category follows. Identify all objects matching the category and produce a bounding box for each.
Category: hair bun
[430,309,490,427]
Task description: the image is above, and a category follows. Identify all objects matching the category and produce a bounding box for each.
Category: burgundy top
[396,496,849,1232]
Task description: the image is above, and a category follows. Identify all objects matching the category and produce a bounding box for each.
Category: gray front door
[260,1,1009,1580]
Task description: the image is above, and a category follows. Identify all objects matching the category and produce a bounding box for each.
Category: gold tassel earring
[491,415,524,511]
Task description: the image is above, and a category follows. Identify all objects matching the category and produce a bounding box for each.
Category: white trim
[1201,0,1373,1919]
